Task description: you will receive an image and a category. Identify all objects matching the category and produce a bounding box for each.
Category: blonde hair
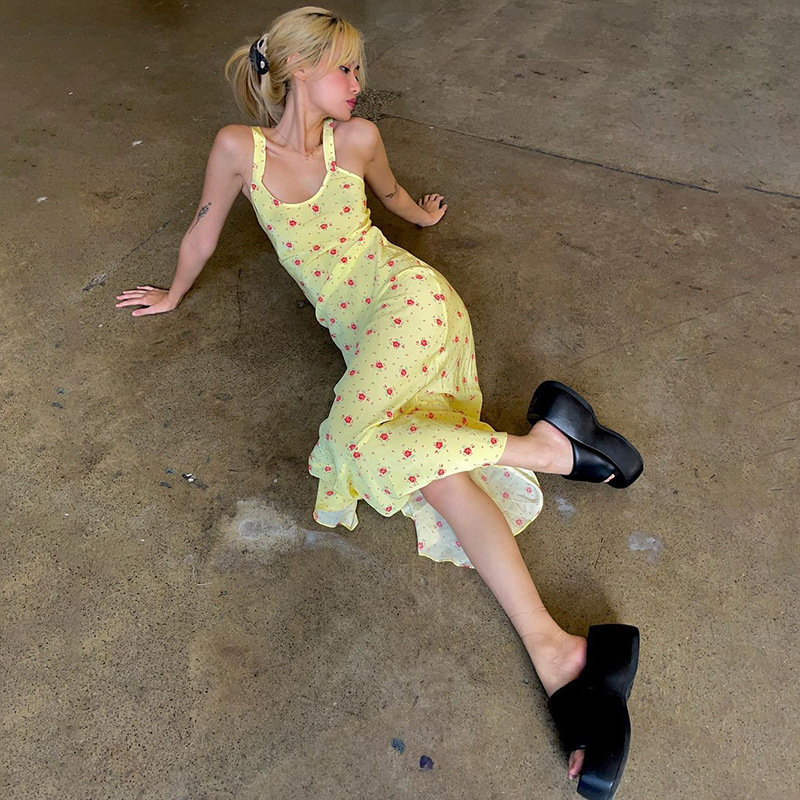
[225,6,366,127]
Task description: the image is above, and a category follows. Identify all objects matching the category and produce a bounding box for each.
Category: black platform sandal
[527,381,644,488]
[548,625,640,800]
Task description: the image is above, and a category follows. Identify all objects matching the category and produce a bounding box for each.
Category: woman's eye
[340,66,350,74]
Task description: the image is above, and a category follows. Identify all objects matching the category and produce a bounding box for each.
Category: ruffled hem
[311,463,542,568]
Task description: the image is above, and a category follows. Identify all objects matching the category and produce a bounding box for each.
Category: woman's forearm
[167,236,213,306]
[382,184,434,227]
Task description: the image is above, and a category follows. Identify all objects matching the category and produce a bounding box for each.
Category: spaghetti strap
[322,118,336,170]
[251,126,266,187]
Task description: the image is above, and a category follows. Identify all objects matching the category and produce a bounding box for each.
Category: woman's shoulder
[206,124,259,174]
[332,117,382,158]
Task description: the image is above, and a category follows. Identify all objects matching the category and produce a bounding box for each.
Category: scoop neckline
[254,125,365,207]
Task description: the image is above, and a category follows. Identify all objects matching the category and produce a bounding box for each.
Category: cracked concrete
[2,1,798,799]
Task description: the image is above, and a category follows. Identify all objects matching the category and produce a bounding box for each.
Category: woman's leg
[420,471,586,777]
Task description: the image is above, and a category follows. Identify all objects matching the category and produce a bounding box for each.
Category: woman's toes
[568,748,585,780]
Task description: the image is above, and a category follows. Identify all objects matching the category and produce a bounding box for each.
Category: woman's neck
[274,93,326,156]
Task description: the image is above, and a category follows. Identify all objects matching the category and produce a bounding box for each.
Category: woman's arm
[116,125,248,315]
[357,120,448,228]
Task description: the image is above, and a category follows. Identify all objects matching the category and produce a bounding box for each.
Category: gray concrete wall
[2,1,798,798]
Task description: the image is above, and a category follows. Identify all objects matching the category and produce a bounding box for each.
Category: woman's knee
[420,470,473,511]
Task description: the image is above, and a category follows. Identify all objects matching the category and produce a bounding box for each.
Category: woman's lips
[347,99,356,109]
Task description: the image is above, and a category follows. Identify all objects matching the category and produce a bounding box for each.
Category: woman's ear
[287,53,308,82]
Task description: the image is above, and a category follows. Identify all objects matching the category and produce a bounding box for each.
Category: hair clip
[249,40,269,76]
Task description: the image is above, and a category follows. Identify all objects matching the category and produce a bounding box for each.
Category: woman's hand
[417,193,448,227]
[115,286,177,316]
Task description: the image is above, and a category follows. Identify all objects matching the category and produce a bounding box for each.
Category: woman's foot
[525,629,588,780]
[527,421,615,482]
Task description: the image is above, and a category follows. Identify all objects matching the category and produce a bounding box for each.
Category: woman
[116,7,643,798]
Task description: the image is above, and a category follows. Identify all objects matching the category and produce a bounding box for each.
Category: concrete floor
[2,1,798,798]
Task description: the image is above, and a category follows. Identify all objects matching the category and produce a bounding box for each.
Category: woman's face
[305,59,362,121]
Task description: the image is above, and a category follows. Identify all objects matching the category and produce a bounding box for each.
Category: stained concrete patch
[627,530,665,564]
[218,499,372,567]
[554,496,576,519]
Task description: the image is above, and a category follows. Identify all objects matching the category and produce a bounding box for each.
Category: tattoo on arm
[190,202,212,231]
[384,182,397,200]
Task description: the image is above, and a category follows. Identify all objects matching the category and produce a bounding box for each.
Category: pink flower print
[415,273,423,279]
[427,412,434,419]
[388,261,395,267]
[367,253,375,260]
[347,279,354,286]
[365,297,371,304]
[318,296,324,303]
[312,204,320,213]
[461,417,467,424]
[400,368,407,376]
[273,198,280,206]
[403,449,412,458]
[335,395,342,402]
[286,242,293,249]
[339,237,346,243]
[481,474,488,482]
[340,302,348,308]
[393,317,402,325]
[251,182,257,190]
[329,317,335,324]
[326,490,334,496]
[421,365,428,373]
[343,206,351,213]
[417,542,424,550]
[386,506,393,513]
[457,310,463,318]
[436,317,443,325]
[313,245,321,251]
[357,392,366,401]
[294,259,301,266]
[504,471,511,477]
[344,183,351,189]
[267,224,273,231]
[436,521,443,528]
[350,324,357,330]
[320,223,329,230]
[330,161,336,171]
[380,303,388,309]
[364,493,370,500]
[392,341,401,349]
[408,475,417,483]
[420,338,428,346]
[353,451,361,458]
[324,465,332,472]
[503,492,509,500]
[516,519,524,526]
[406,299,415,305]
[341,257,348,263]
[386,387,394,396]
[289,220,297,227]
[491,437,498,445]
[314,270,322,277]
[410,425,417,432]
[434,441,443,449]
[379,467,388,475]
[526,486,533,494]
[416,495,423,502]
[437,468,446,476]
[330,248,337,255]
[379,432,389,440]
[390,284,398,290]
[375,361,384,369]
[366,328,374,335]
[464,447,472,455]
[348,443,357,451]
[349,369,356,376]
[386,410,393,418]
[454,335,460,343]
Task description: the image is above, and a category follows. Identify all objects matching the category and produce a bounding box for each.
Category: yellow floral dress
[247,119,542,567]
